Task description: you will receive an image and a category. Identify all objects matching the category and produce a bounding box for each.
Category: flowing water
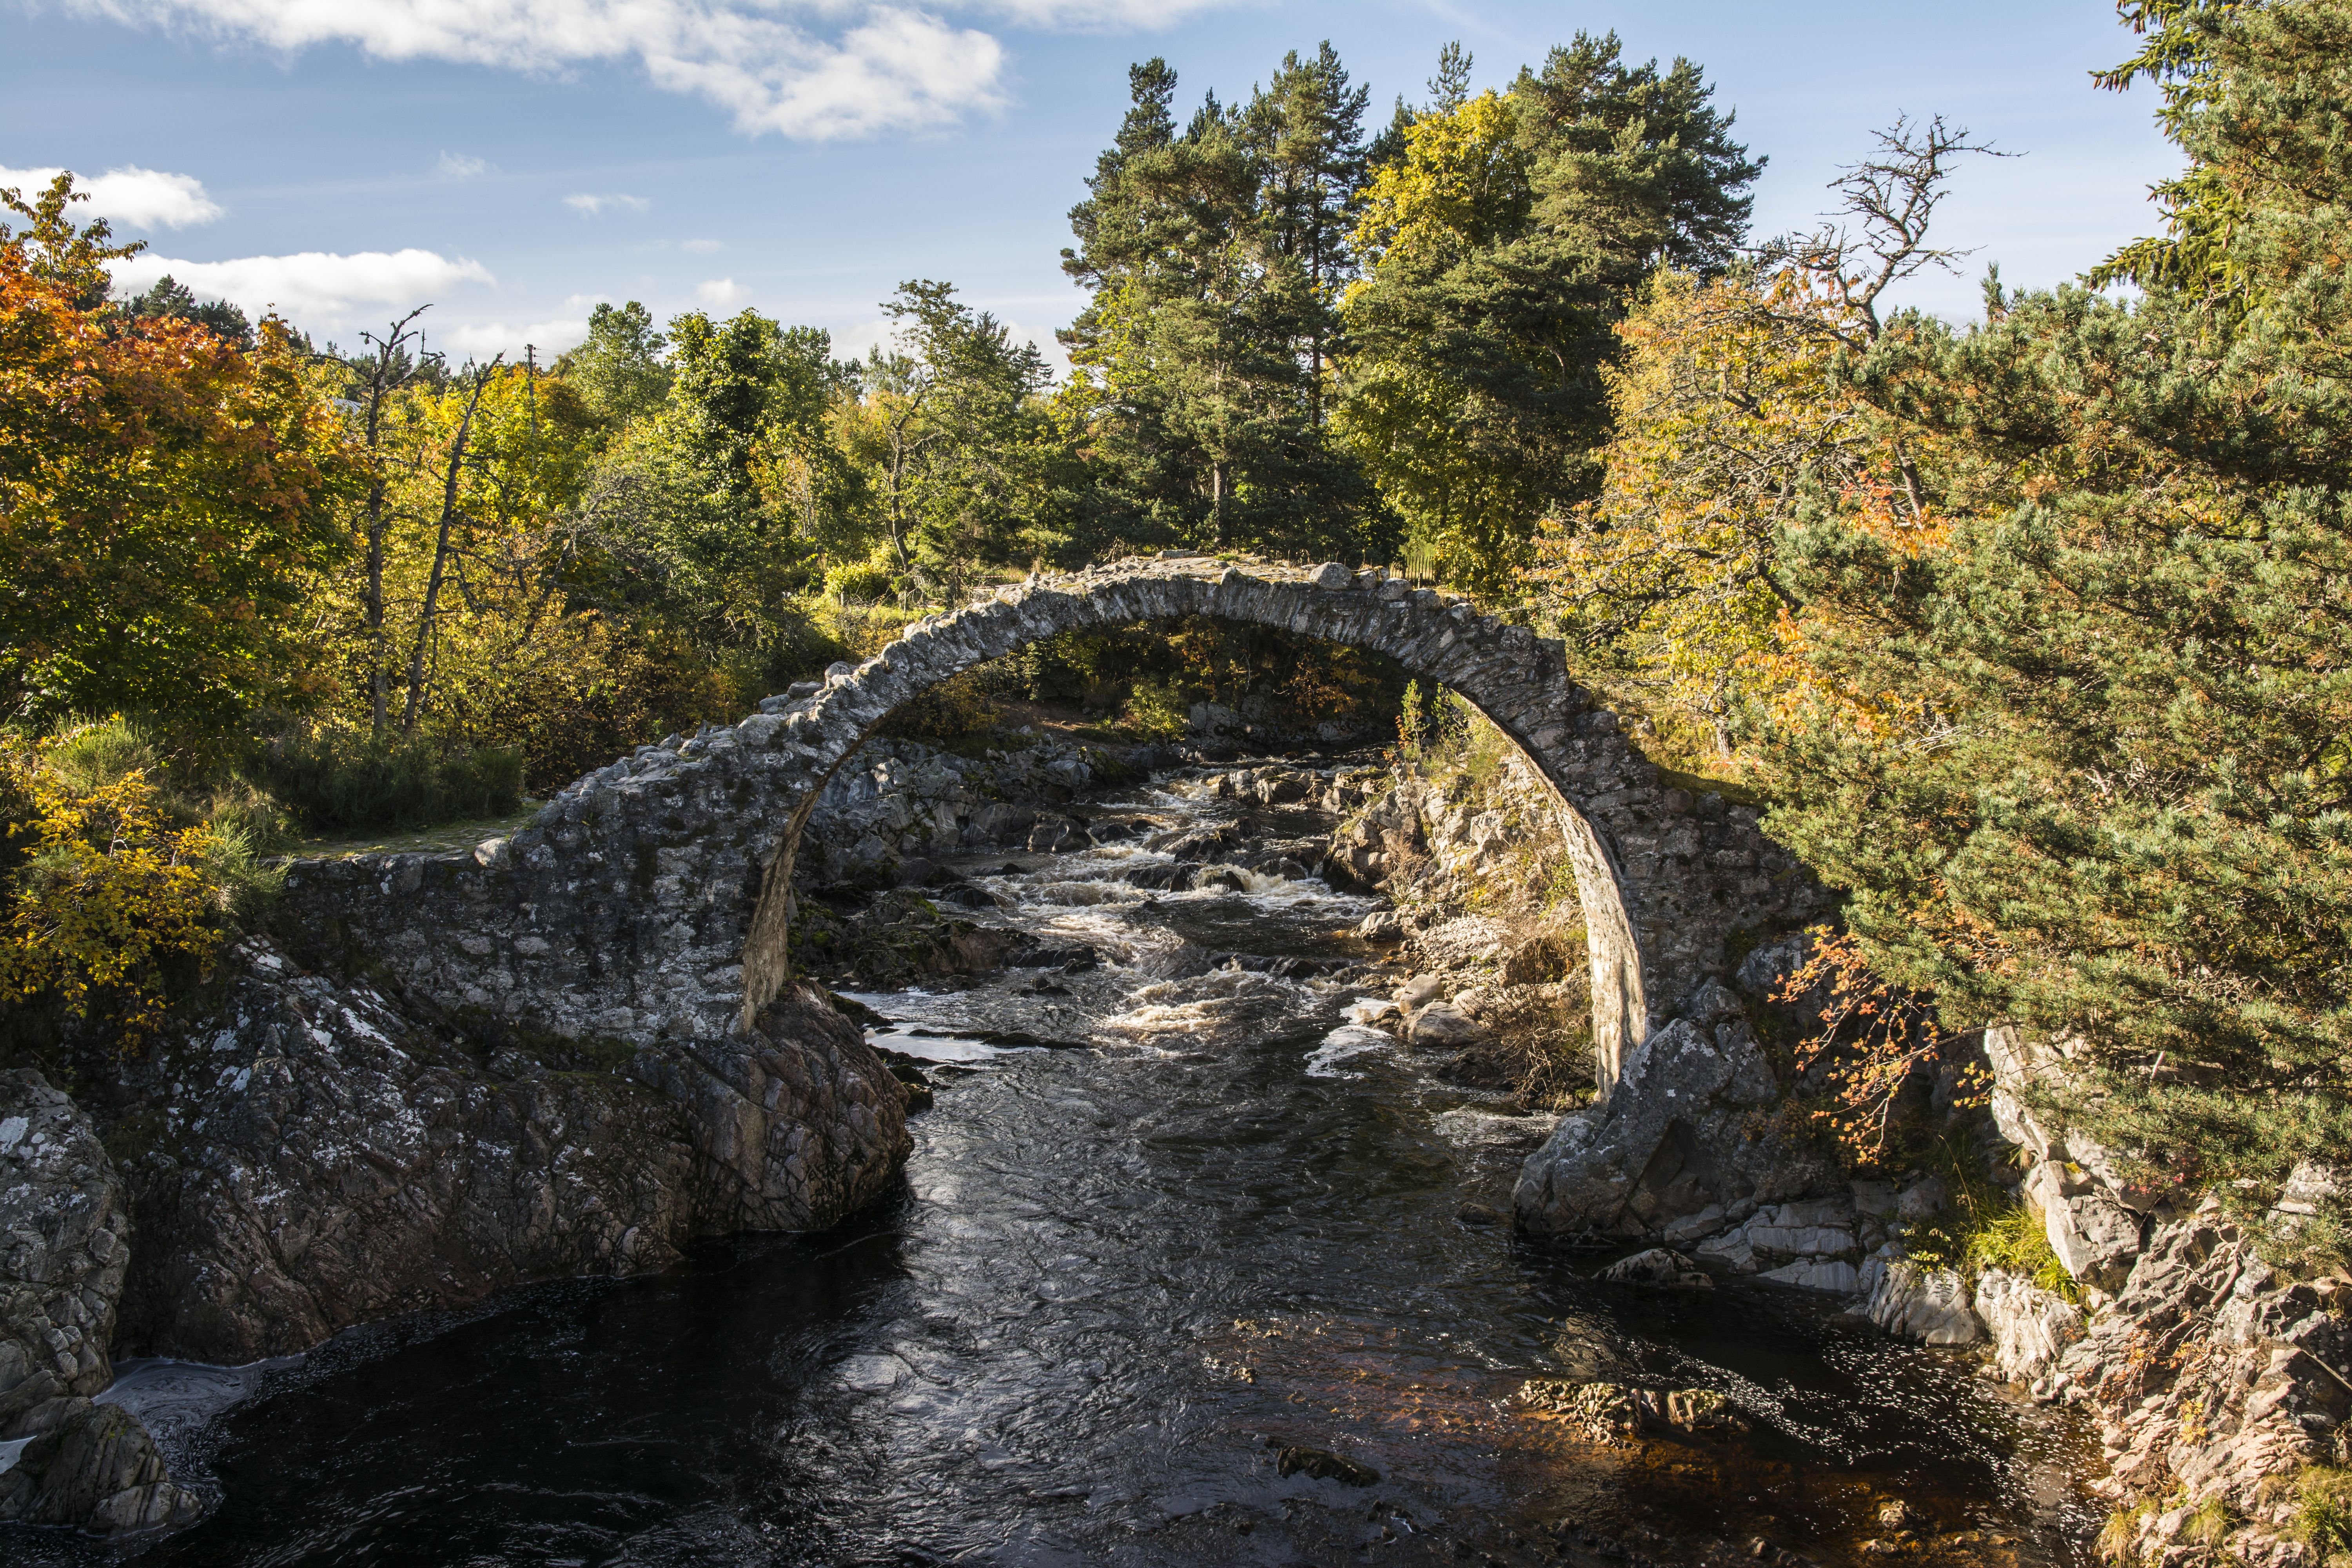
[15,759,2100,1568]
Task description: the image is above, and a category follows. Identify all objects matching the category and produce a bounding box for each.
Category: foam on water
[864,1026,1035,1064]
[1305,1024,1398,1079]
[1427,1106,1561,1147]
[1027,880,1147,907]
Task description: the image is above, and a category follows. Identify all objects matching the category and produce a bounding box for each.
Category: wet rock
[1861,1252,1982,1345]
[1659,1203,1726,1247]
[1354,911,1406,943]
[1027,818,1091,853]
[1119,861,1193,892]
[118,946,904,1365]
[0,1071,129,1439]
[1394,975,1445,1011]
[1515,1017,1837,1240]
[1518,1379,1747,1442]
[1152,824,1240,860]
[1406,1003,1486,1048]
[1455,1202,1503,1225]
[1598,1248,1712,1288]
[1274,1445,1378,1486]
[878,1057,936,1114]
[0,1401,203,1533]
[1696,1228,1758,1274]
[1744,1198,1857,1259]
[1757,1258,1862,1294]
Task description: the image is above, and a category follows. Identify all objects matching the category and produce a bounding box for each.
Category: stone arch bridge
[287,555,1817,1117]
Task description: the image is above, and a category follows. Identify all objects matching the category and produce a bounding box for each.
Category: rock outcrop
[1512,978,1834,1241]
[0,1071,129,1439]
[1861,1257,1982,1345]
[0,1401,201,1533]
[114,941,908,1365]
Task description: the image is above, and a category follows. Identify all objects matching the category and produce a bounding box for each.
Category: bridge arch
[285,557,1821,1104]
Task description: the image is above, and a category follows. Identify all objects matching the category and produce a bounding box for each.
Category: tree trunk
[401,366,494,734]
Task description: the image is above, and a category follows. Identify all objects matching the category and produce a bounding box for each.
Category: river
[18,756,2100,1567]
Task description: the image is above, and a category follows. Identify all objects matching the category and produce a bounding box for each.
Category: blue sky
[4,1,2181,367]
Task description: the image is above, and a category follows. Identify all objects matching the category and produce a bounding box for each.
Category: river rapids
[19,756,2100,1568]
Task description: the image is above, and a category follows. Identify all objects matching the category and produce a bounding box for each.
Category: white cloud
[563,292,612,308]
[71,0,1018,140]
[0,162,223,228]
[443,317,593,357]
[564,192,651,216]
[681,237,724,253]
[979,0,1241,26]
[697,277,746,306]
[109,249,494,322]
[437,150,489,178]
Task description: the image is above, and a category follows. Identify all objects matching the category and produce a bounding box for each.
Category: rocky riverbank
[1306,742,2352,1568]
[7,729,2343,1560]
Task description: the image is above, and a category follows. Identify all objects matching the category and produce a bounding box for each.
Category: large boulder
[119,944,910,1364]
[1513,1016,1823,1238]
[0,1401,202,1532]
[1862,1252,1983,1345]
[635,981,912,1233]
[0,1071,129,1439]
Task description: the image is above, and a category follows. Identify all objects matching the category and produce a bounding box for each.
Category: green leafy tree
[564,309,855,677]
[837,280,1074,589]
[1336,34,1762,593]
[556,301,671,435]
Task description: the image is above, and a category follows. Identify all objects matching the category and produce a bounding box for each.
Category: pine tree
[1060,54,1392,563]
[1760,0,2352,1227]
[1335,34,1761,593]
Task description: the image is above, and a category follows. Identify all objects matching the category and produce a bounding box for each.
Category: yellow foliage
[1348,91,1529,277]
[1535,268,1953,757]
[0,729,221,1043]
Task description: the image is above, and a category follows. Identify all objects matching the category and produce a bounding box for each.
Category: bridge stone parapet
[281,555,1824,1107]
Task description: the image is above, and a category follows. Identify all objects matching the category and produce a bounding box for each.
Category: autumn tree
[1335,35,1762,594]
[0,174,356,737]
[1537,115,1996,758]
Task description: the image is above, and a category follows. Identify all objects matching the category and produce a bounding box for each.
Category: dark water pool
[14,766,2100,1568]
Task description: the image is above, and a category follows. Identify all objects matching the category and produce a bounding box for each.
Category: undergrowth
[1893,1123,2082,1303]
[251,727,523,834]
[2301,1466,2352,1567]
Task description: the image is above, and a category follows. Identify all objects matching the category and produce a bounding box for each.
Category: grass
[1893,1125,2083,1302]
[2301,1466,2352,1566]
[281,801,546,862]
[1963,1201,2085,1303]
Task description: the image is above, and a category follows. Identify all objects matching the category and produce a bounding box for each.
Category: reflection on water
[12,761,2100,1567]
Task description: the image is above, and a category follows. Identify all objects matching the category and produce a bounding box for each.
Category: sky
[3,0,2184,369]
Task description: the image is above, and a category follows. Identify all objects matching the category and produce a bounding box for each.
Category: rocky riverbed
[0,736,2339,1564]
